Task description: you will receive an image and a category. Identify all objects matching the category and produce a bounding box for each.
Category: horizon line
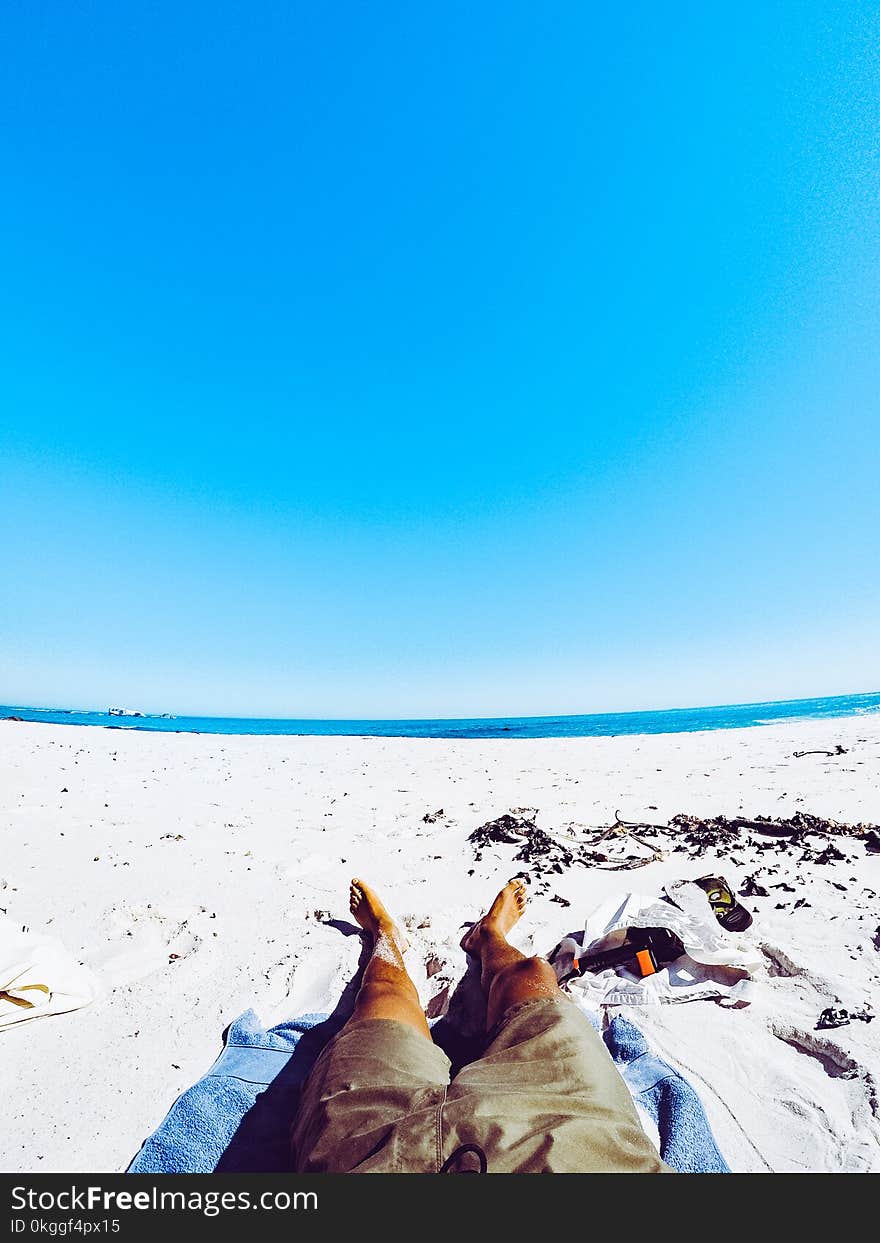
[4,687,879,725]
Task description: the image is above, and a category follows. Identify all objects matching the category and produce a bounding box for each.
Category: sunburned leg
[347,879,431,1039]
[461,878,561,1030]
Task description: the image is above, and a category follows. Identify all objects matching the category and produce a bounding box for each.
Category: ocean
[2,690,878,739]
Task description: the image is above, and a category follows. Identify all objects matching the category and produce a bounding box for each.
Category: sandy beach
[2,714,879,1173]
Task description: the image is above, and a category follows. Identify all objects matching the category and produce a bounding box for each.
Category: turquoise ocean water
[2,691,878,739]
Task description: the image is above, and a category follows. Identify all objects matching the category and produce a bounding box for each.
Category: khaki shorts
[291,997,670,1173]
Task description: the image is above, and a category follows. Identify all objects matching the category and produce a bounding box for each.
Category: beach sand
[1,715,878,1172]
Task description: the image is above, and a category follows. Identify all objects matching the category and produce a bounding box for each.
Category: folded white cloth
[557,881,765,1008]
[1,918,100,1031]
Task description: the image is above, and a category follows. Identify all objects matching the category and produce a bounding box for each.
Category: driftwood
[728,817,801,837]
[792,745,848,758]
[576,812,665,868]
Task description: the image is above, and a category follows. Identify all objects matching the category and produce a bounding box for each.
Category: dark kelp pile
[467,810,664,890]
[468,812,580,875]
[666,812,878,859]
[467,808,880,888]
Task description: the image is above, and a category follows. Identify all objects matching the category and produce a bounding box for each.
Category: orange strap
[635,949,657,977]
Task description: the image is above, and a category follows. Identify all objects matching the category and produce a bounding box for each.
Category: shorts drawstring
[439,1143,488,1174]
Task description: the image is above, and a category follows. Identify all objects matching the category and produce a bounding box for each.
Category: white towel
[557,881,765,1008]
[0,917,100,1031]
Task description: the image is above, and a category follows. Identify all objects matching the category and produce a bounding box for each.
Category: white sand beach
[1,714,879,1173]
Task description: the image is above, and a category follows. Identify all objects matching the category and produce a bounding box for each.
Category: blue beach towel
[128,1008,728,1174]
[602,1014,729,1173]
[128,1010,333,1174]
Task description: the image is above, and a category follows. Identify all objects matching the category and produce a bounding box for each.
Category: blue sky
[1,2,878,718]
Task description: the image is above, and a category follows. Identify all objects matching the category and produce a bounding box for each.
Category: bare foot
[349,879,409,952]
[461,878,527,955]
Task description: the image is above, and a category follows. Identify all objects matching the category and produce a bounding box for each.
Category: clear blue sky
[1,2,878,718]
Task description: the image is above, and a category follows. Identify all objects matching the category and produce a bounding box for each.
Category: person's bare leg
[347,878,431,1038]
[461,878,561,1030]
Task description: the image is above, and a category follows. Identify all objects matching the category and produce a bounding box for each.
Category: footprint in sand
[767,1021,880,1170]
[770,1022,872,1086]
[88,903,206,985]
[263,954,297,1006]
[760,942,809,978]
